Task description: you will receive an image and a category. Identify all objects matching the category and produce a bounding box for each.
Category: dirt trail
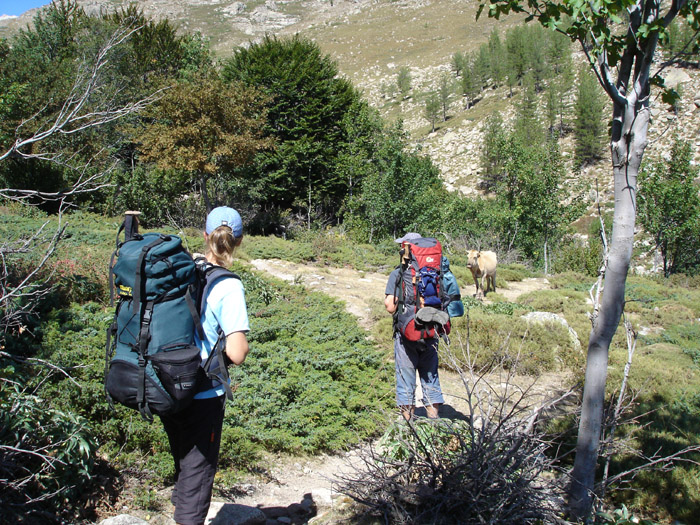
[102,261,558,524]
[250,259,388,330]
[230,260,565,512]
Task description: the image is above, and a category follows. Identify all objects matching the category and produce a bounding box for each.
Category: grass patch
[241,231,396,272]
[445,304,581,375]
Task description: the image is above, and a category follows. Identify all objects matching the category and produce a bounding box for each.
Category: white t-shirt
[194,275,249,399]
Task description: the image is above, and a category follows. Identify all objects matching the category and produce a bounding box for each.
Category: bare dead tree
[0,17,163,520]
[0,23,163,164]
[0,19,162,340]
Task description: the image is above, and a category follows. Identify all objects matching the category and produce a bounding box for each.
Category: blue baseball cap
[206,206,243,237]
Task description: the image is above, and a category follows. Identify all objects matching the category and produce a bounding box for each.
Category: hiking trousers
[160,395,226,525]
[394,334,445,408]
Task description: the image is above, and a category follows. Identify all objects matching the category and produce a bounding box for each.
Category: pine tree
[514,74,543,144]
[473,45,491,89]
[638,137,700,275]
[460,61,479,108]
[397,66,412,100]
[573,66,606,167]
[451,51,467,77]
[481,112,507,190]
[424,93,440,132]
[487,28,506,85]
[438,72,453,121]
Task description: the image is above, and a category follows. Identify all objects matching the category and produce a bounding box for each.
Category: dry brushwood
[337,332,573,524]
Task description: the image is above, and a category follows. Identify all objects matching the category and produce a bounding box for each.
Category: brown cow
[466,250,497,299]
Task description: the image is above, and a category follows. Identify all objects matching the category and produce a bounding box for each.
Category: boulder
[206,503,266,525]
[311,487,334,508]
[664,68,691,89]
[99,516,149,525]
[521,311,581,353]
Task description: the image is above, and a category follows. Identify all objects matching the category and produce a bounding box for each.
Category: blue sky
[1,1,49,17]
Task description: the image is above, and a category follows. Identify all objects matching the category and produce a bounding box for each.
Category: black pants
[160,395,226,525]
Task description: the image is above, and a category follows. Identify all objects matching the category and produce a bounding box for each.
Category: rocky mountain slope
[3,0,699,200]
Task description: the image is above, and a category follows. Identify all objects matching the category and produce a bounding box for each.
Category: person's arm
[385,294,398,314]
[225,331,249,365]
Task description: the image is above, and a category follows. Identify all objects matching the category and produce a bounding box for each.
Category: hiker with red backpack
[384,232,450,421]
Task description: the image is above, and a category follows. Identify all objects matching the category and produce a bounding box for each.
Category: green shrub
[597,505,658,525]
[242,235,315,263]
[446,309,580,374]
[497,263,537,282]
[552,237,603,277]
[241,231,395,272]
[31,267,392,484]
[0,385,98,523]
[517,288,588,315]
[230,270,393,453]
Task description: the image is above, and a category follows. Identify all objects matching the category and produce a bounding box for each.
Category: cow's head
[466,250,480,269]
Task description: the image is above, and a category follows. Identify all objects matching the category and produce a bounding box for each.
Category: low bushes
[1,260,392,519]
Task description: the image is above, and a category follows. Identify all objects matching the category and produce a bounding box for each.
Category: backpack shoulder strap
[392,264,407,334]
[196,262,242,401]
[198,263,241,312]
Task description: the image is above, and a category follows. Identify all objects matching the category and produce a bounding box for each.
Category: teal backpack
[105,219,235,421]
[441,256,464,318]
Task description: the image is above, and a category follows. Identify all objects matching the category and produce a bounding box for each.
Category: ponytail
[205,225,242,267]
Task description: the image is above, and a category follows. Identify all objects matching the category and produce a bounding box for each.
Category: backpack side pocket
[150,344,204,404]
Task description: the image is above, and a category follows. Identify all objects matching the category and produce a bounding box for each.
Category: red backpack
[393,237,451,342]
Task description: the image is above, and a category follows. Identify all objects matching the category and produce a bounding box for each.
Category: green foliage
[437,72,453,121]
[242,232,395,271]
[596,505,657,525]
[495,136,586,265]
[574,66,607,168]
[0,384,98,521]
[453,23,568,102]
[440,193,518,254]
[343,120,447,243]
[424,92,440,132]
[446,305,580,375]
[221,35,363,227]
[496,263,537,282]
[24,263,391,482]
[552,236,603,277]
[513,75,544,144]
[229,267,392,452]
[0,1,208,211]
[396,66,412,99]
[659,16,700,65]
[480,112,508,190]
[378,418,471,462]
[135,73,272,214]
[638,137,700,276]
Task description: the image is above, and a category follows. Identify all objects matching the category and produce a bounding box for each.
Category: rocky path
[100,260,557,525]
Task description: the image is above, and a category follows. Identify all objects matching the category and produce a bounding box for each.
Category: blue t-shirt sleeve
[208,277,249,336]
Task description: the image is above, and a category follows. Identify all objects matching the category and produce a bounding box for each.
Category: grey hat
[415,306,450,327]
[394,232,421,244]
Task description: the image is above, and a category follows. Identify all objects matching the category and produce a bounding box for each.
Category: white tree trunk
[569,104,649,517]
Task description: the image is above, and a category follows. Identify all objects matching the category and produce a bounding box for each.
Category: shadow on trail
[208,493,316,524]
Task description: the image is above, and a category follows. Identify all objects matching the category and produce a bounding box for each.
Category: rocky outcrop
[521,311,582,354]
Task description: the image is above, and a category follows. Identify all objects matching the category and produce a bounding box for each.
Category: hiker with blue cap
[160,206,249,525]
[384,232,445,421]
